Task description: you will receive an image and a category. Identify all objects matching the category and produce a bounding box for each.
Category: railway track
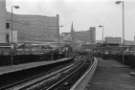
[46,58,90,90]
[6,64,75,90]
[0,59,74,90]
[17,61,82,90]
[1,56,92,90]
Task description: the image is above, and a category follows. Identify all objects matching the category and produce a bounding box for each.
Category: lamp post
[10,5,20,65]
[115,0,125,64]
[115,0,125,45]
[11,5,19,43]
[98,25,104,43]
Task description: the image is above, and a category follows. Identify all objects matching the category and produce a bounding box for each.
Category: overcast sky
[6,0,135,40]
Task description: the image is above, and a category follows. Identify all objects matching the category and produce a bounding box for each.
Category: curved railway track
[18,60,83,90]
[46,57,91,90]
[0,55,93,90]
[7,63,75,90]
[0,59,73,90]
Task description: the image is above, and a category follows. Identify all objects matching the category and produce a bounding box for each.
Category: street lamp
[115,0,125,64]
[10,5,20,65]
[11,5,20,43]
[98,25,104,43]
[115,0,125,45]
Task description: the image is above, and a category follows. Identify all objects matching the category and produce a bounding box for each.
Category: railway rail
[70,58,98,90]
[18,60,83,90]
[6,63,74,90]
[45,56,92,90]
[0,59,73,90]
[0,55,93,90]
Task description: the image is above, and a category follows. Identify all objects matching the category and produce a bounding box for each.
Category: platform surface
[0,58,70,75]
[85,58,135,90]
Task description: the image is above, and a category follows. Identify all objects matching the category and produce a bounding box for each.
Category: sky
[6,0,135,40]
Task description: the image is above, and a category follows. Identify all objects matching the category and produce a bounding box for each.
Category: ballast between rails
[46,59,86,90]
[2,63,74,90]
[70,57,98,90]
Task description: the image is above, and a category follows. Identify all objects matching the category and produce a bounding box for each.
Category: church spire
[71,22,75,41]
[70,22,75,48]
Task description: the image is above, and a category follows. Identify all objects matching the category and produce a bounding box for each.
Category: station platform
[85,58,135,90]
[0,58,71,75]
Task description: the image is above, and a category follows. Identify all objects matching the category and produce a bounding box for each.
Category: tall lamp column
[10,5,20,65]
